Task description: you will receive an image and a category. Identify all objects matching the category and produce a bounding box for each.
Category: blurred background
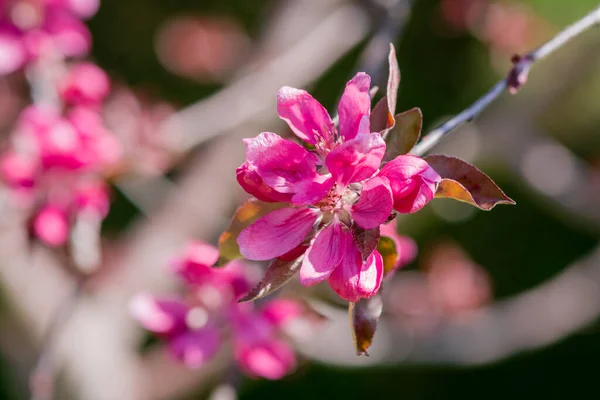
[2,0,600,398]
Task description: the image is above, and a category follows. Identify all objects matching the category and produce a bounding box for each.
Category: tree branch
[411,3,600,157]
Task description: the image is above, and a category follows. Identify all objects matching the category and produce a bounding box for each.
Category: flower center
[316,183,361,215]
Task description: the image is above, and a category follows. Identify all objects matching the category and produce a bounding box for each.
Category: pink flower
[59,62,111,106]
[0,0,96,74]
[131,241,305,379]
[236,73,440,302]
[230,303,296,379]
[130,293,221,368]
[1,104,120,245]
[33,205,69,246]
[378,155,441,213]
[0,151,37,189]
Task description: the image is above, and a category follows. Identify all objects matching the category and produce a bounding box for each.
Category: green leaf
[425,155,516,210]
[239,255,304,302]
[351,224,380,262]
[350,294,383,356]
[377,236,398,276]
[384,107,423,161]
[217,199,288,265]
[370,44,400,134]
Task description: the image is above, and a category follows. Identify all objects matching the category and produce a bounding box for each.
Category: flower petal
[328,243,383,302]
[169,241,219,284]
[300,220,350,286]
[168,326,221,368]
[277,86,334,146]
[236,339,296,380]
[326,133,385,186]
[34,206,69,247]
[290,173,335,205]
[237,207,319,260]
[378,155,441,213]
[236,162,293,202]
[129,294,188,336]
[246,132,320,194]
[260,299,304,327]
[338,72,371,141]
[351,176,393,229]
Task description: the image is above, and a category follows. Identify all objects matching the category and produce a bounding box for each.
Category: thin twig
[411,3,600,156]
[29,278,85,400]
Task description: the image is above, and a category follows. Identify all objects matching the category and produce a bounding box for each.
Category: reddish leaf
[425,155,516,210]
[384,108,422,161]
[377,236,398,276]
[370,44,400,134]
[350,294,383,356]
[239,255,304,302]
[351,224,380,262]
[217,199,288,265]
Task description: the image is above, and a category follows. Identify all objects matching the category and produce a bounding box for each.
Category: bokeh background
[2,0,600,399]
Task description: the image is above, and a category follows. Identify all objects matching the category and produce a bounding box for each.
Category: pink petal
[44,11,92,57]
[169,241,219,284]
[328,243,383,302]
[260,299,304,327]
[236,339,296,380]
[67,0,100,19]
[378,155,441,213]
[0,29,26,74]
[338,73,371,141]
[300,220,350,285]
[168,326,221,368]
[326,133,385,186]
[236,162,293,202]
[351,176,393,229]
[246,132,320,194]
[34,206,69,247]
[73,180,110,216]
[237,207,319,261]
[215,259,254,299]
[0,152,37,189]
[277,86,335,146]
[59,62,110,106]
[129,293,188,335]
[289,173,335,205]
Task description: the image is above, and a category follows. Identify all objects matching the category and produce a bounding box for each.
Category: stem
[29,278,85,400]
[411,3,600,156]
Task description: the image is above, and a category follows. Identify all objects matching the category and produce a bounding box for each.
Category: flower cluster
[236,73,441,302]
[1,100,119,246]
[0,1,121,247]
[0,0,99,74]
[131,241,310,380]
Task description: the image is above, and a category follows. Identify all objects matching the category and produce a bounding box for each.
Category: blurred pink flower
[0,0,98,75]
[131,241,310,379]
[103,86,177,176]
[155,16,249,82]
[59,62,110,106]
[1,103,119,246]
[33,204,69,246]
[236,73,440,302]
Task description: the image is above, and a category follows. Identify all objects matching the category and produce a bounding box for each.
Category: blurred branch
[412,3,600,156]
[355,0,412,84]
[158,1,369,154]
[29,278,85,400]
